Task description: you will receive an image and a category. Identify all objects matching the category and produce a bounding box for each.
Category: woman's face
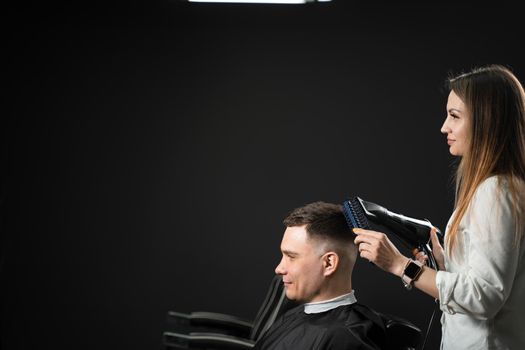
[441,90,470,156]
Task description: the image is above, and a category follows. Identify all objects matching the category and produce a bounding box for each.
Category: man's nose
[275,259,285,275]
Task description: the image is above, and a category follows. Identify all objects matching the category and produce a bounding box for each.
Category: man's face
[274,225,325,303]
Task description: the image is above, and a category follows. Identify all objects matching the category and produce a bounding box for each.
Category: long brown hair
[447,65,525,253]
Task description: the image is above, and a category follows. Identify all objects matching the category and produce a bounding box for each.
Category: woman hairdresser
[354,65,525,349]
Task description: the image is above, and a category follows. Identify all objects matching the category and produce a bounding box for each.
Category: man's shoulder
[321,303,387,349]
[327,302,385,325]
[319,323,385,350]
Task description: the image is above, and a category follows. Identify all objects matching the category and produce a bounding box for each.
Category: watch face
[404,261,422,279]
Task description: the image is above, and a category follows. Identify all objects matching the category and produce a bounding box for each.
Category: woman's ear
[322,251,339,276]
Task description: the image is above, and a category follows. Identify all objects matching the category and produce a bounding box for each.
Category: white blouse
[436,176,525,349]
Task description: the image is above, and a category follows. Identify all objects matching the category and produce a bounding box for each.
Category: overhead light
[187,0,331,4]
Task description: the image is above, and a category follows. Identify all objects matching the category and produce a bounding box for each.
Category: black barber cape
[254,303,386,350]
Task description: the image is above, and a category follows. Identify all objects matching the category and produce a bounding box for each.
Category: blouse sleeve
[435,177,521,320]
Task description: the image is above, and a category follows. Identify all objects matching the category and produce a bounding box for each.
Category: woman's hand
[413,227,445,271]
[353,228,409,277]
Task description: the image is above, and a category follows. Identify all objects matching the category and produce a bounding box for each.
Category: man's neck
[309,277,353,303]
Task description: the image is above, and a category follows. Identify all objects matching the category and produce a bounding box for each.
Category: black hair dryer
[343,196,444,270]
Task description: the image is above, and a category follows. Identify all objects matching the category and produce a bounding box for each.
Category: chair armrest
[383,314,422,349]
[163,331,255,349]
[167,311,253,337]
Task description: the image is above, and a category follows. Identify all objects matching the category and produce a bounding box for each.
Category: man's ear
[322,251,339,276]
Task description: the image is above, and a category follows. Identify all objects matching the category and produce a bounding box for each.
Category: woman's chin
[449,146,463,157]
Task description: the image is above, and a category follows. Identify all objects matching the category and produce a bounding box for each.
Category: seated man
[254,201,386,350]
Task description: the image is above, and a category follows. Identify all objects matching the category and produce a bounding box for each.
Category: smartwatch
[401,259,424,290]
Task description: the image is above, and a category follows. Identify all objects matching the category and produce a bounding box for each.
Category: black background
[2,1,524,349]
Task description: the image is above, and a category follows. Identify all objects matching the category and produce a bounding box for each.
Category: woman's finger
[415,252,428,263]
[415,251,427,259]
[358,249,373,262]
[352,228,384,238]
[430,227,443,248]
[356,243,367,254]
[354,234,378,245]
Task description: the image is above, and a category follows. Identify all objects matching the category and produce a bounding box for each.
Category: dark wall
[2,1,524,349]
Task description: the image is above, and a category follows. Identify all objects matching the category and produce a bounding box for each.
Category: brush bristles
[342,197,370,230]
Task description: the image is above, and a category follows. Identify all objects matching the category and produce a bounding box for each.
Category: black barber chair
[379,312,422,350]
[163,274,297,349]
[163,275,422,350]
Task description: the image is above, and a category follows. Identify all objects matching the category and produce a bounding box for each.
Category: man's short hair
[283,201,355,245]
